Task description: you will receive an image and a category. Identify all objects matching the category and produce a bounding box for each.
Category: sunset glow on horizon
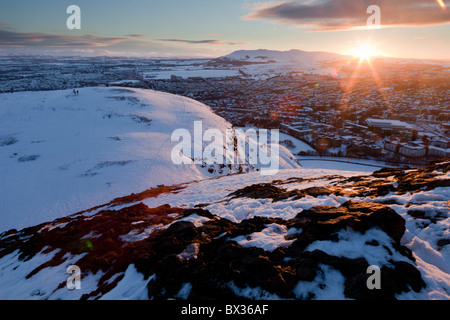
[352,43,378,61]
[0,1,448,60]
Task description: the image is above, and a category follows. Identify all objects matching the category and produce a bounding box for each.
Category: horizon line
[0,49,449,62]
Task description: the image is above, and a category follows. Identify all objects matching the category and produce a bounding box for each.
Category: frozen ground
[297,157,396,173]
[0,162,448,300]
[0,87,300,232]
[144,69,240,80]
[237,126,316,156]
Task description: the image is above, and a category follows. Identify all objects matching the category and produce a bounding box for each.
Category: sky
[0,0,449,60]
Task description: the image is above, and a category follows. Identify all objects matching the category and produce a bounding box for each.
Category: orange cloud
[245,0,450,31]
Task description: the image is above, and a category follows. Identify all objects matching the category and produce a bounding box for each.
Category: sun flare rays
[352,43,377,62]
[437,0,446,10]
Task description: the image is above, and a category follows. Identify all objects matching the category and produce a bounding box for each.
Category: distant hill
[209,49,345,65]
[222,49,345,63]
[208,49,349,77]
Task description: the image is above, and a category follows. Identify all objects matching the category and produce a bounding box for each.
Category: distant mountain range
[209,49,450,69]
[209,49,344,68]
[226,49,345,62]
[210,48,450,79]
[205,49,353,78]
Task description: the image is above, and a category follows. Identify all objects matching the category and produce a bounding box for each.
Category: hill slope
[0,87,300,232]
[223,49,344,64]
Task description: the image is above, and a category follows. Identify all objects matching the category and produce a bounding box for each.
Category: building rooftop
[366,118,415,130]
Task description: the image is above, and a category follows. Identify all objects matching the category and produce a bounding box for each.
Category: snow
[175,283,193,300]
[108,80,141,85]
[178,214,211,227]
[297,157,394,173]
[409,237,450,275]
[224,49,342,64]
[119,224,163,243]
[100,265,154,300]
[140,50,347,82]
[379,192,449,299]
[0,249,96,300]
[0,87,300,232]
[178,243,200,260]
[139,168,368,223]
[220,49,344,78]
[206,193,345,223]
[299,160,381,172]
[305,228,410,267]
[230,224,295,252]
[228,281,282,300]
[144,69,240,80]
[293,264,348,300]
[335,184,449,298]
[237,126,315,155]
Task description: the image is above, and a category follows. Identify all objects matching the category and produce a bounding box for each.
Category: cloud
[0,22,14,31]
[158,39,250,46]
[126,34,150,38]
[244,0,450,31]
[0,29,128,47]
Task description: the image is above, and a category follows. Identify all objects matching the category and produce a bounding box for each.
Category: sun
[353,44,377,61]
[437,0,446,10]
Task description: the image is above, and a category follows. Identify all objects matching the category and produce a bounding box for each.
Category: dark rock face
[229,184,287,200]
[344,261,426,300]
[0,202,423,300]
[287,200,406,249]
[373,160,449,193]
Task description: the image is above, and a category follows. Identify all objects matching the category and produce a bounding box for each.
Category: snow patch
[230,224,294,252]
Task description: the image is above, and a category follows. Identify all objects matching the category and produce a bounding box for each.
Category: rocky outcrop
[1,160,448,300]
[0,202,423,300]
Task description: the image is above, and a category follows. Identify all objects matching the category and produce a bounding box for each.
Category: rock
[344,201,406,243]
[291,257,318,281]
[228,183,286,200]
[437,239,450,249]
[165,221,199,242]
[292,201,406,245]
[182,208,215,219]
[344,262,426,300]
[393,261,426,293]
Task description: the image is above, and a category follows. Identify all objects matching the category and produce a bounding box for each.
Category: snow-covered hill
[223,49,344,64]
[0,161,448,300]
[209,49,346,78]
[0,87,300,232]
